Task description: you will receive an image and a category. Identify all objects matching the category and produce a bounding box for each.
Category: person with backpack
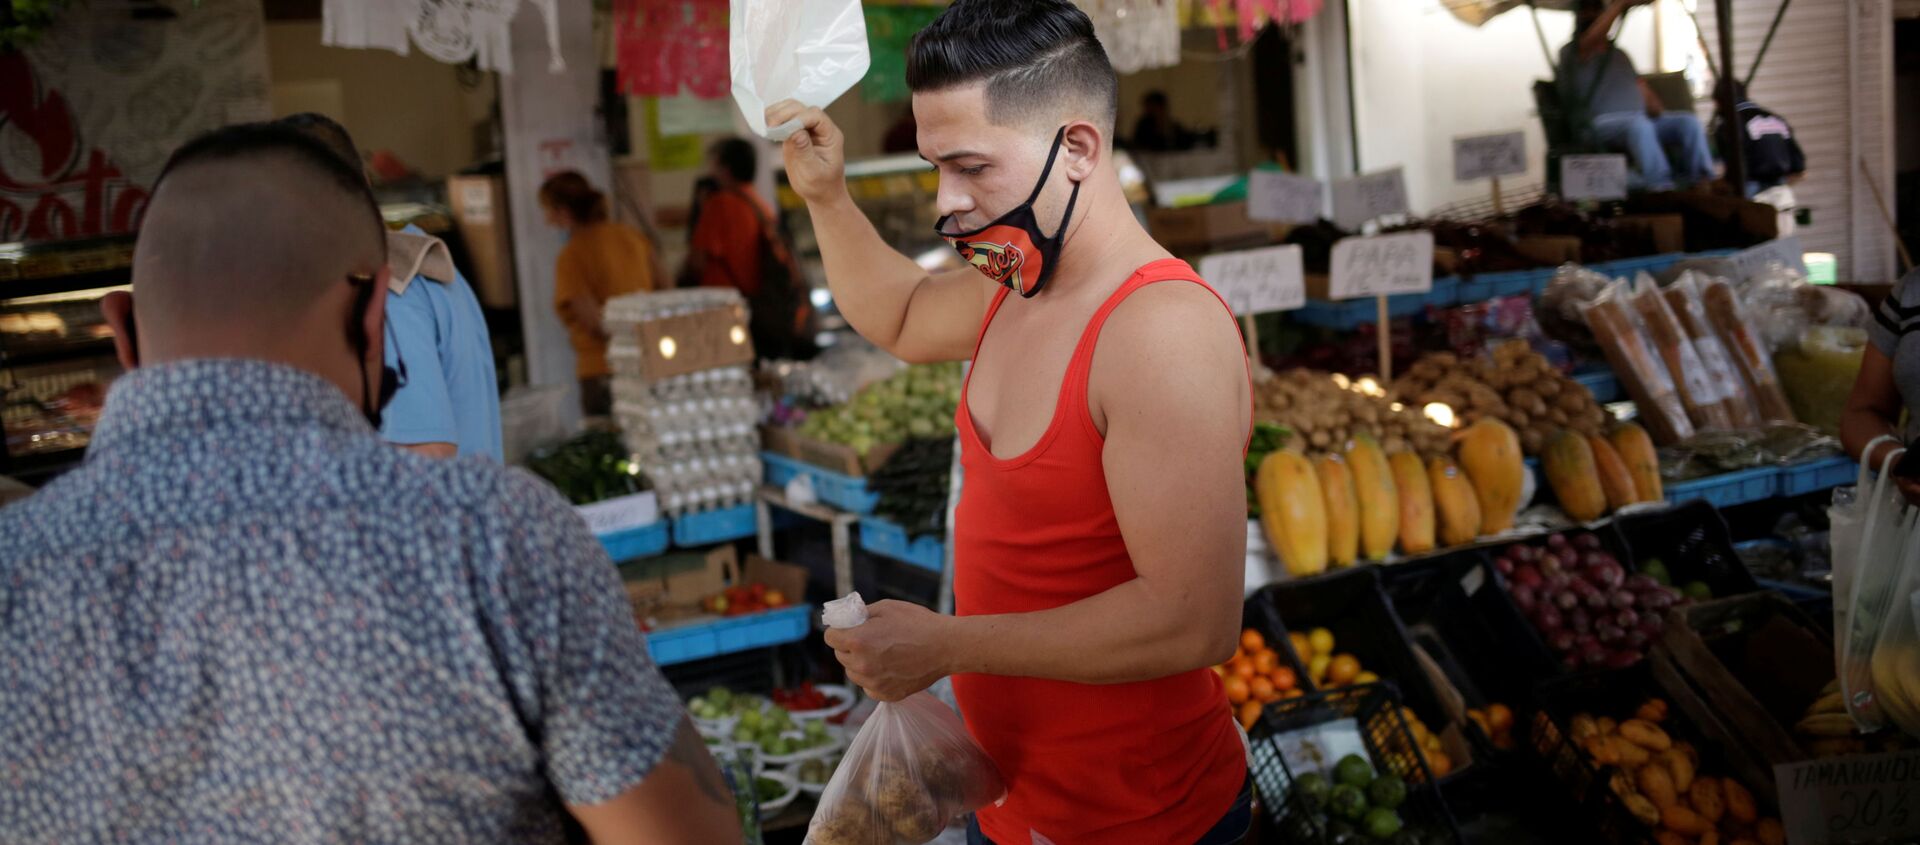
[687,137,810,359]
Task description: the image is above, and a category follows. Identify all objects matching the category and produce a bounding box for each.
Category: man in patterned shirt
[0,124,741,843]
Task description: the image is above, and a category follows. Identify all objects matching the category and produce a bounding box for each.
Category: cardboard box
[1147,202,1274,255]
[1614,214,1686,255]
[760,424,901,477]
[622,545,809,625]
[1513,235,1583,267]
[446,175,517,309]
[628,306,755,381]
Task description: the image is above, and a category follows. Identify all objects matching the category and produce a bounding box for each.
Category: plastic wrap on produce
[1739,263,1870,352]
[1629,273,1732,431]
[1536,263,1616,354]
[1700,276,1797,424]
[1580,279,1694,445]
[1663,273,1759,428]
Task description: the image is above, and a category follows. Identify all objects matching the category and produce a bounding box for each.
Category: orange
[1288,632,1312,660]
[1250,676,1276,701]
[1424,749,1453,778]
[1488,702,1515,733]
[1240,629,1266,652]
[1270,666,1298,692]
[1232,658,1257,679]
[1224,675,1250,704]
[1327,654,1362,687]
[1237,700,1263,731]
[1252,651,1279,675]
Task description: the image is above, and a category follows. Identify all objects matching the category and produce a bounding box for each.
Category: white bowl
[785,684,857,722]
[755,727,846,766]
[755,770,800,818]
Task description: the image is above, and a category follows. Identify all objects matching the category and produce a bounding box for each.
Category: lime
[1641,559,1671,586]
[1334,753,1374,788]
[1368,774,1408,810]
[1684,581,1713,601]
[1328,783,1370,821]
[1363,806,1404,838]
[1295,771,1332,804]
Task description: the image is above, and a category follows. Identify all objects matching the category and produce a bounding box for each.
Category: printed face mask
[934,127,1081,298]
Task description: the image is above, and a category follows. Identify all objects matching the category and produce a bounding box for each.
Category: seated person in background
[1561,0,1715,191]
[0,124,739,844]
[279,112,503,460]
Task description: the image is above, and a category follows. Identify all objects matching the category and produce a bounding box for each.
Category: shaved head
[133,124,385,342]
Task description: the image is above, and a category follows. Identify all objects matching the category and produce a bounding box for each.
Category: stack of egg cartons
[604,288,761,518]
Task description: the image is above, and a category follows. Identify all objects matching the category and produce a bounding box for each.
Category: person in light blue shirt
[1560,0,1715,192]
[280,112,502,460]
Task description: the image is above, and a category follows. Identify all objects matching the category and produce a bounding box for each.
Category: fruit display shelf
[672,503,759,547]
[598,521,670,562]
[857,517,945,573]
[645,604,812,667]
[762,451,881,515]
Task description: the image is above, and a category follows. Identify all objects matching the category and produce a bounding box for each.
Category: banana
[1796,713,1860,738]
[1819,678,1841,697]
[1804,691,1847,717]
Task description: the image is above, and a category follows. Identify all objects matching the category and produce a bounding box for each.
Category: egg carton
[622,432,760,466]
[605,352,755,397]
[604,288,744,326]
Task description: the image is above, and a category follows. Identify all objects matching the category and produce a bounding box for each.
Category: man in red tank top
[767,2,1253,842]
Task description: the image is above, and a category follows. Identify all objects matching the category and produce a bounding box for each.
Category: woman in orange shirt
[539,171,659,416]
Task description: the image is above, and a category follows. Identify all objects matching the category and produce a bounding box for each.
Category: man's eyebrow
[920,150,987,164]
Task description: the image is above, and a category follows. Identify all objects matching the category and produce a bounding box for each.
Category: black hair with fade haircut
[274,112,363,175]
[905,0,1118,133]
[156,121,385,254]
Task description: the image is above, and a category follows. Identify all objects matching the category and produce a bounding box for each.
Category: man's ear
[99,291,139,370]
[1062,120,1104,182]
[361,266,392,367]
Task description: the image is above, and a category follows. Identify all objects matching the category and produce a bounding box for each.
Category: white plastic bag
[730,0,871,140]
[1837,442,1917,733]
[807,594,1006,845]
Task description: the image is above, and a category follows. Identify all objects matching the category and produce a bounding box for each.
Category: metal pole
[1715,0,1747,192]
[1745,0,1793,89]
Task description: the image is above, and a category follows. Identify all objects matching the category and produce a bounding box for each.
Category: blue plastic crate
[1588,252,1687,280]
[761,451,880,514]
[1570,367,1621,403]
[1665,465,1780,509]
[1294,292,1430,329]
[672,503,758,547]
[644,604,812,667]
[860,517,945,573]
[599,521,669,562]
[1779,456,1858,497]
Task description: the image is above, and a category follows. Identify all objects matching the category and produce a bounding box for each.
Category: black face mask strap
[1024,126,1071,206]
[346,273,379,424]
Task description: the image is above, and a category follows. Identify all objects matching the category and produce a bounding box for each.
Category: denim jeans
[964,774,1254,845]
[1590,111,1716,191]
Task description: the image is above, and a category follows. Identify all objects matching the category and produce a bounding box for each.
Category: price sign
[1329,231,1434,300]
[1776,749,1920,845]
[1561,154,1629,201]
[1331,167,1410,232]
[1454,131,1528,183]
[1732,235,1810,282]
[1247,170,1324,224]
[1198,245,1306,316]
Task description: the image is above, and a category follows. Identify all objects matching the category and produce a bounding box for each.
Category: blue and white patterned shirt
[0,359,683,843]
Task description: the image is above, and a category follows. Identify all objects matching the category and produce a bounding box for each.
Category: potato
[1661,804,1712,836]
[1620,719,1673,751]
[1548,408,1570,426]
[1654,833,1690,845]
[1608,737,1652,767]
[1597,717,1619,736]
[1635,699,1670,723]
[1688,777,1725,823]
[1536,378,1563,398]
[1724,779,1758,824]
[1660,748,1695,793]
[1622,792,1664,827]
[1571,714,1601,743]
[1638,762,1680,809]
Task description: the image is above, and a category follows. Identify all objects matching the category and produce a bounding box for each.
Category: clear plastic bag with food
[1838,446,1919,734]
[1630,273,1733,431]
[1742,263,1872,351]
[1664,272,1759,428]
[807,594,1006,845]
[1580,279,1695,445]
[1699,275,1798,424]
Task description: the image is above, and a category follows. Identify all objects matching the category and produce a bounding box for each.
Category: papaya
[1389,451,1435,555]
[1256,451,1329,577]
[1315,453,1360,568]
[1588,434,1639,511]
[1543,429,1607,522]
[1609,422,1662,503]
[1457,418,1525,535]
[1344,434,1399,561]
[1428,456,1482,547]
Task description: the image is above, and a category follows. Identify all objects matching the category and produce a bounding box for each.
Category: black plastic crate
[1249,684,1466,845]
[1439,757,1606,845]
[1528,661,1774,845]
[1479,528,1634,676]
[1248,570,1455,734]
[1381,550,1551,760]
[1612,501,1759,599]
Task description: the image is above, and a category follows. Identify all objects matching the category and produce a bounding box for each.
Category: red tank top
[950,259,1249,845]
